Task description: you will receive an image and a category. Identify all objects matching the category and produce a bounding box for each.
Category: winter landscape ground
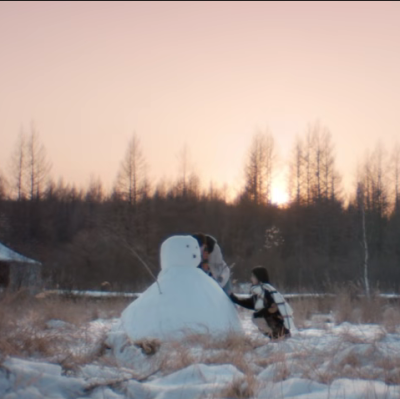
[1,290,400,399]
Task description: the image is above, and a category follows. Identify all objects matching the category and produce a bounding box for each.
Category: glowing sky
[1,1,399,202]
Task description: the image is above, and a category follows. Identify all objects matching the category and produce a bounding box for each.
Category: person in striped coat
[229,266,294,339]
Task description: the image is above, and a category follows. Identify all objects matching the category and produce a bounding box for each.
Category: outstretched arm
[229,293,255,310]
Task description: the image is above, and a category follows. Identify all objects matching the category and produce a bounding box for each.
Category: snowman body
[120,235,243,340]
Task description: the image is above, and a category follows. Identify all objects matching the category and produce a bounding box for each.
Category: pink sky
[1,1,399,202]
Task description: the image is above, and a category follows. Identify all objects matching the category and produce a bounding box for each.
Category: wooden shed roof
[0,242,41,265]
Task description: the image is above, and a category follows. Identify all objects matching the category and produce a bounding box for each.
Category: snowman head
[160,235,201,270]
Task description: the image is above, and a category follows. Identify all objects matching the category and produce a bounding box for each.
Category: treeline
[0,121,399,292]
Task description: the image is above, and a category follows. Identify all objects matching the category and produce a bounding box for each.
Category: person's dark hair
[192,233,216,253]
[192,233,207,246]
[205,235,216,253]
[251,266,270,284]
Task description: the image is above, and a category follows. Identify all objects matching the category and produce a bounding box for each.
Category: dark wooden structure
[0,242,42,294]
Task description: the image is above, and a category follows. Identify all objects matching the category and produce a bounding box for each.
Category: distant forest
[0,121,399,292]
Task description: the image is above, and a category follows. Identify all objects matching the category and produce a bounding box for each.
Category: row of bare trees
[8,124,52,201]
[3,122,400,211]
[288,122,341,205]
[0,122,400,292]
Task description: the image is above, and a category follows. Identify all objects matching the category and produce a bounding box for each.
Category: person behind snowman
[229,266,294,339]
[192,233,232,294]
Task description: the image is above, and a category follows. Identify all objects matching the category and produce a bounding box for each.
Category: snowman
[120,235,243,341]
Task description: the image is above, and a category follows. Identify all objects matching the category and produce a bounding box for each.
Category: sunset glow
[271,184,290,207]
[0,2,399,195]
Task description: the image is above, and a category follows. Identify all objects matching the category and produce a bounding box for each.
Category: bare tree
[0,169,8,200]
[303,129,313,205]
[25,123,52,200]
[308,122,331,203]
[360,143,389,217]
[357,182,370,297]
[86,176,104,203]
[154,178,169,200]
[173,144,201,198]
[139,175,152,200]
[318,125,341,202]
[264,131,276,204]
[391,142,400,212]
[293,122,340,205]
[244,131,276,205]
[288,136,303,204]
[244,132,266,204]
[176,143,190,197]
[9,130,27,200]
[114,133,146,207]
[207,181,226,202]
[371,144,388,217]
[313,126,323,201]
[356,143,389,261]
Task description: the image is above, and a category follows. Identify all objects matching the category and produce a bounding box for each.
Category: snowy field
[1,295,400,399]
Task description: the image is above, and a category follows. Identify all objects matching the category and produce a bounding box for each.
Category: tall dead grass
[0,290,129,361]
[329,283,400,327]
[288,283,400,330]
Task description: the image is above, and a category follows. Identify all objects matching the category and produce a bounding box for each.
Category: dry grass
[291,333,400,386]
[60,346,106,376]
[2,287,400,393]
[182,330,265,352]
[290,344,357,385]
[382,306,400,333]
[1,289,130,326]
[289,296,335,329]
[379,358,400,385]
[152,331,266,377]
[181,331,265,374]
[219,374,259,399]
[202,350,252,375]
[157,341,196,374]
[0,290,128,362]
[254,351,287,371]
[329,283,391,325]
[280,285,400,386]
[288,284,400,330]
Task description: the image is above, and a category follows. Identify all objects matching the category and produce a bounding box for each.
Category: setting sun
[271,184,289,206]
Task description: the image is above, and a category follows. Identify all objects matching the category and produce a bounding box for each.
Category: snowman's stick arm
[122,241,162,295]
[102,229,162,294]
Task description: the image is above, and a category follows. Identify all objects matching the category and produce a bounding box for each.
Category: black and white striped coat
[230,284,295,332]
[250,284,295,331]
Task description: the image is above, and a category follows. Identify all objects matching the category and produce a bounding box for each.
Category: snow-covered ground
[1,306,400,399]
